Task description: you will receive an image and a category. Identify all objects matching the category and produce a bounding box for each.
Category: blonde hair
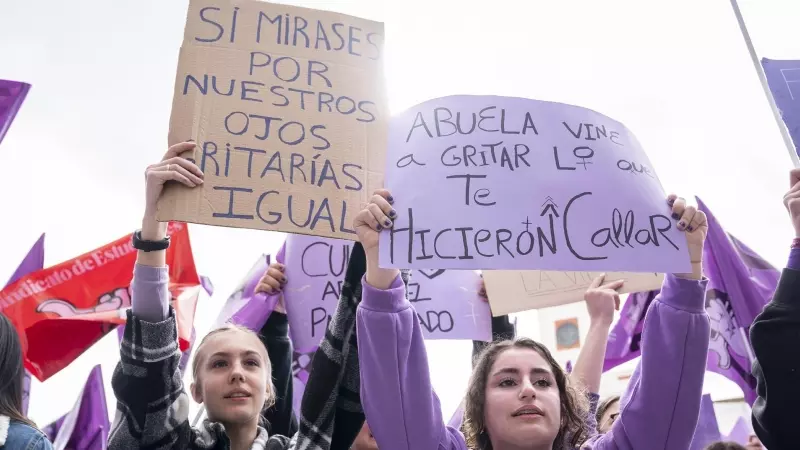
[191,324,276,411]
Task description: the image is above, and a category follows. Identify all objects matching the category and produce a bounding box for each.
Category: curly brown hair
[462,337,589,450]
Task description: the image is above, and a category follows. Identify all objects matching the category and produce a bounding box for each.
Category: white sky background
[1,0,799,428]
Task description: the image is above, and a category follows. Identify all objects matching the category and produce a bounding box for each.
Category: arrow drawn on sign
[541,196,560,217]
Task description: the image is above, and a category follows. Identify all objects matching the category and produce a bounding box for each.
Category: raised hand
[667,194,708,280]
[255,262,287,295]
[353,189,396,252]
[584,274,623,327]
[255,262,287,313]
[144,141,203,219]
[783,168,800,237]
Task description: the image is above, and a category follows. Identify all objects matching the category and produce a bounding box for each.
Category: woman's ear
[190,381,203,404]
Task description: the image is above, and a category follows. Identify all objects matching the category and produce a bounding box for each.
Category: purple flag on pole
[3,233,45,416]
[45,365,110,450]
[225,253,279,332]
[603,198,777,404]
[689,394,721,450]
[602,290,658,372]
[762,58,800,156]
[0,79,31,146]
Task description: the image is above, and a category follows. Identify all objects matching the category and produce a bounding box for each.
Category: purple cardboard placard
[283,234,492,351]
[408,268,491,341]
[283,234,353,352]
[379,95,690,273]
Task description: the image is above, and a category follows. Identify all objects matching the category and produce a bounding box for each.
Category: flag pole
[730,0,800,167]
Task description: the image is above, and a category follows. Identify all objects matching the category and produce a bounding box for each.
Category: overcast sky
[1,0,799,428]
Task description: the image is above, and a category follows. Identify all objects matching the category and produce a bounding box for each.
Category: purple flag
[447,400,465,430]
[689,394,721,450]
[226,253,279,331]
[762,58,800,156]
[0,79,31,146]
[724,416,754,445]
[46,365,110,450]
[199,275,215,296]
[602,290,658,372]
[603,198,777,405]
[3,233,45,416]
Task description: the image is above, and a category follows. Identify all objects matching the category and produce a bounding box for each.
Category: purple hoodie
[356,274,709,450]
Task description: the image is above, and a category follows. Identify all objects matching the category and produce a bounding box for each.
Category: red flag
[0,222,201,381]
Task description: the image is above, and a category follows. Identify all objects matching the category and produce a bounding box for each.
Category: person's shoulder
[4,420,53,450]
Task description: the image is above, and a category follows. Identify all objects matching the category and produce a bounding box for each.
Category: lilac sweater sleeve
[583,274,709,450]
[130,264,169,323]
[357,275,467,450]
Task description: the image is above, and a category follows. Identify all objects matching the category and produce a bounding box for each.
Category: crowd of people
[1,141,797,450]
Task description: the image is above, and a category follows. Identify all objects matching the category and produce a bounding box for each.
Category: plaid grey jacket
[108,243,382,450]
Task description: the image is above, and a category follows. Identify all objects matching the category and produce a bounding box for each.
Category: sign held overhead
[158,0,388,240]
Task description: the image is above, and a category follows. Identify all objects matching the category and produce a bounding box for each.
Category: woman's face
[483,347,561,448]
[191,329,269,426]
[598,399,620,434]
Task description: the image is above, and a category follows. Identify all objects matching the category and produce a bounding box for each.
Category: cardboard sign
[379,95,690,273]
[157,0,388,240]
[483,270,663,316]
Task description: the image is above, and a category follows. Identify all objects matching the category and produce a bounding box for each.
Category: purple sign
[762,58,800,156]
[283,235,353,352]
[0,79,31,146]
[408,269,491,341]
[284,234,492,351]
[379,95,690,273]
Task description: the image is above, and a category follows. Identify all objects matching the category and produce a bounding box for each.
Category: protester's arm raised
[571,275,622,395]
[255,273,298,437]
[585,195,710,450]
[355,190,467,450]
[109,142,204,449]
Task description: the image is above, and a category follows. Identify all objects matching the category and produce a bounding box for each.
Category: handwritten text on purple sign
[379,95,690,273]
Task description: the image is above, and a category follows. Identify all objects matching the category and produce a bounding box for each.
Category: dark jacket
[750,267,800,449]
